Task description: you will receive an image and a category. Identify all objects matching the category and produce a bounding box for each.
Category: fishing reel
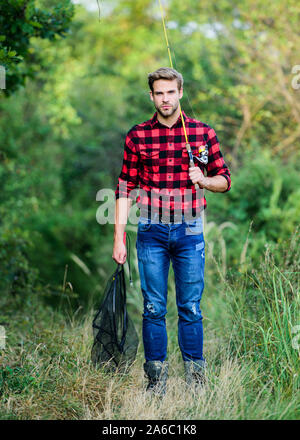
[193,144,209,165]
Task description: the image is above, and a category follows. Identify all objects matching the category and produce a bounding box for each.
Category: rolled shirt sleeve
[206,127,231,192]
[115,129,140,200]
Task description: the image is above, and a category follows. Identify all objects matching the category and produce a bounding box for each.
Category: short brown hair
[148,67,183,92]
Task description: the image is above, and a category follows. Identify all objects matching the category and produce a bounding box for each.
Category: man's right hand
[112,240,127,265]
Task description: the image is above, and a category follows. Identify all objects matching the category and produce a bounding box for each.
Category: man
[113,67,231,395]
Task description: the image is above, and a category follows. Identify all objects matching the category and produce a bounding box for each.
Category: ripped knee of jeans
[146,302,156,314]
[144,301,166,319]
[179,301,202,321]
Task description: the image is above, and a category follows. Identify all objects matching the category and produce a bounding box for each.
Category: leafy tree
[1,0,299,306]
[0,0,74,95]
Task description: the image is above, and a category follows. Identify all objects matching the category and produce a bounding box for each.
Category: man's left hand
[189,166,207,188]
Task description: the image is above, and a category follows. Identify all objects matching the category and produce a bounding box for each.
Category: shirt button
[169,143,172,146]
[168,175,171,179]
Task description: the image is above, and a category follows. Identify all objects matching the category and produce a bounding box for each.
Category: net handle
[112,264,128,352]
[111,232,132,352]
[123,232,133,286]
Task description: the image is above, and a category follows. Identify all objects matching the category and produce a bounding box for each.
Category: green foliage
[206,151,300,267]
[1,0,300,307]
[0,228,38,296]
[222,229,300,394]
[0,0,298,341]
[0,366,39,396]
[0,0,299,419]
[0,0,74,95]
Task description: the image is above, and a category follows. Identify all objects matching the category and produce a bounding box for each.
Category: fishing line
[157,0,206,229]
[94,1,205,226]
[96,0,101,21]
[158,0,188,144]
[171,49,199,122]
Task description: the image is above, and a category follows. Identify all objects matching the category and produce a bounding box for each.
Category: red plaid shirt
[115,111,231,221]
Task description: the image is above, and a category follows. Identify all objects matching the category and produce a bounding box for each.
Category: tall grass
[0,230,299,419]
[224,248,300,395]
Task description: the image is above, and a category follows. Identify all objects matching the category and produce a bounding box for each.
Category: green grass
[0,231,299,419]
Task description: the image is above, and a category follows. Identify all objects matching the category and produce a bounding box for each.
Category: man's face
[150,79,183,118]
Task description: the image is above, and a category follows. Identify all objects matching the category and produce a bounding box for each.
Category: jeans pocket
[138,220,152,232]
[185,218,203,235]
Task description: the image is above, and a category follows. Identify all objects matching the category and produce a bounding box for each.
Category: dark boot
[184,359,206,388]
[143,360,169,396]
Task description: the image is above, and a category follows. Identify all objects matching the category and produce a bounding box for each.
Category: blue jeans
[136,215,205,362]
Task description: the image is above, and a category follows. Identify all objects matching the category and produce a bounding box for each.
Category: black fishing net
[91,263,139,372]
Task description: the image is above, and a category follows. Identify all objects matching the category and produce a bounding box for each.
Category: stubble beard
[156,102,179,119]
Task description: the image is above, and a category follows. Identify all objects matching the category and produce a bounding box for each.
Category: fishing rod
[157,0,206,190]
[158,0,207,230]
